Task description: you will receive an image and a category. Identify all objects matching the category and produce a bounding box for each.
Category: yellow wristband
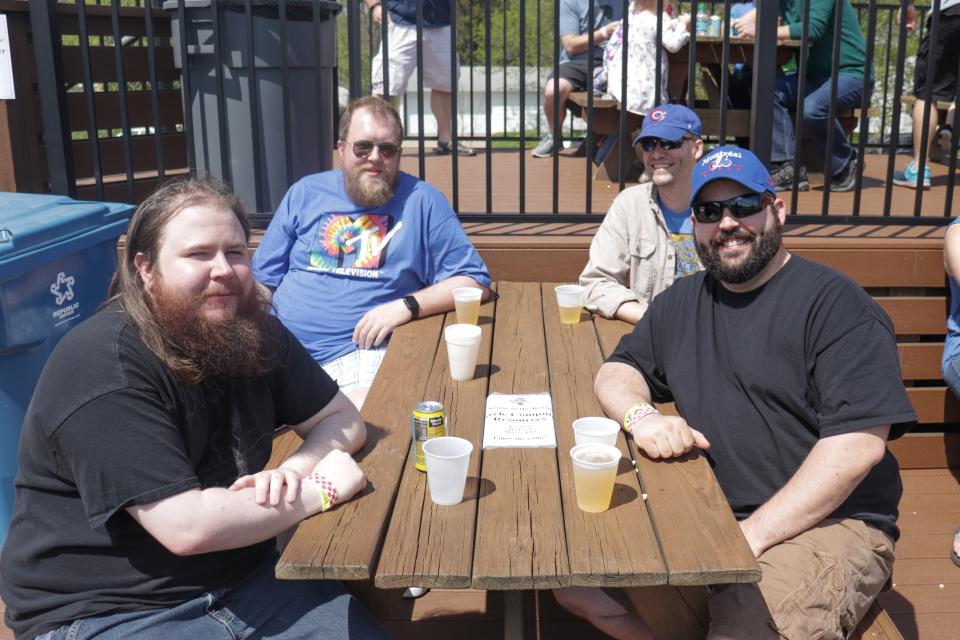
[623,402,658,434]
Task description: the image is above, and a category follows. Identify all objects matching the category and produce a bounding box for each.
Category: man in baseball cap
[562,144,915,638]
[577,104,704,324]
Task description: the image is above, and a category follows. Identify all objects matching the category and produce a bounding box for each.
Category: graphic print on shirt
[307,213,402,278]
[670,232,701,279]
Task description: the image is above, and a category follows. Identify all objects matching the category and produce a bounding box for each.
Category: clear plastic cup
[555,285,585,324]
[570,443,621,513]
[444,324,482,381]
[422,436,474,505]
[573,417,620,446]
[453,287,483,325]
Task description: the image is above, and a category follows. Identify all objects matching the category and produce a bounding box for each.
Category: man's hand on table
[630,413,710,459]
[231,450,366,512]
[353,299,414,349]
[732,9,755,38]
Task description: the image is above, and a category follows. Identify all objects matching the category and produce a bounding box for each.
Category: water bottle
[696,3,709,35]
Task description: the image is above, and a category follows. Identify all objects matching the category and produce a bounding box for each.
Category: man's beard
[149,282,280,383]
[696,217,783,285]
[345,164,396,208]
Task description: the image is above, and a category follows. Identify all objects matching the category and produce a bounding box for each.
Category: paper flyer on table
[482,392,556,449]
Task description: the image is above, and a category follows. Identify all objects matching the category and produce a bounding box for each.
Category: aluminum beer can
[412,401,446,471]
[709,15,722,37]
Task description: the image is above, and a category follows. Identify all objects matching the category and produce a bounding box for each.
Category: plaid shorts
[321,346,388,393]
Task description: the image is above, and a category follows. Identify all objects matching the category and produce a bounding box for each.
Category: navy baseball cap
[691,146,777,202]
[633,104,703,145]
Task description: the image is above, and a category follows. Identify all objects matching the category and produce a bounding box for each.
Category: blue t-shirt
[254,170,491,365]
[559,0,622,62]
[658,198,700,279]
[387,0,450,28]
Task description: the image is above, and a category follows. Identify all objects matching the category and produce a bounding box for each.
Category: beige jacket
[579,182,683,320]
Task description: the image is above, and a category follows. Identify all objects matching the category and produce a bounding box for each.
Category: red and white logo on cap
[649,109,667,121]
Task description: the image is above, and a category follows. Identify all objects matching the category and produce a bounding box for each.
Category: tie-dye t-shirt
[254,170,491,365]
[657,198,701,280]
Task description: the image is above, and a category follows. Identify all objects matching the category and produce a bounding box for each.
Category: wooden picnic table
[273,282,760,638]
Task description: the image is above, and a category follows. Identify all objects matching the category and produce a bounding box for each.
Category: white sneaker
[531,133,560,158]
[939,126,953,157]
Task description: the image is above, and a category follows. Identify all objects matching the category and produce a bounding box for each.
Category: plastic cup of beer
[555,285,585,325]
[453,287,483,325]
[422,436,474,505]
[570,443,621,513]
[573,417,620,446]
[445,324,482,381]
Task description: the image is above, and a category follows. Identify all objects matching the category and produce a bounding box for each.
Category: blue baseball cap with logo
[633,104,703,145]
[691,145,776,202]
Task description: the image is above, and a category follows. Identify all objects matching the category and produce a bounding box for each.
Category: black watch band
[402,294,420,320]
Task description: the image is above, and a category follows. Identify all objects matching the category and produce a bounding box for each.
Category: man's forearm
[411,276,489,318]
[739,426,890,556]
[595,362,654,424]
[280,392,367,477]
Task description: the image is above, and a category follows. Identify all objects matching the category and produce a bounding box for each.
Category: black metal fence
[22,0,960,225]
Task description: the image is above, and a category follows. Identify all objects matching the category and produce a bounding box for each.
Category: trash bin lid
[162,0,341,20]
[0,193,133,265]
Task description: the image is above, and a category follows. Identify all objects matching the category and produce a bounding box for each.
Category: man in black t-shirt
[555,147,916,640]
[0,178,388,640]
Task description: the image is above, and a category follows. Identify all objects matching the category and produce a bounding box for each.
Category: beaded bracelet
[303,473,339,512]
[623,402,659,434]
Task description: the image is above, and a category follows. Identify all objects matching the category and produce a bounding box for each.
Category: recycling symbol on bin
[50,272,76,306]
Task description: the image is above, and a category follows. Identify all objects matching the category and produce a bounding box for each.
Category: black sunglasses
[637,137,688,152]
[344,139,401,159]
[691,193,773,224]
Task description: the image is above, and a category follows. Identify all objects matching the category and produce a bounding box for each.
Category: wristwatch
[402,295,420,320]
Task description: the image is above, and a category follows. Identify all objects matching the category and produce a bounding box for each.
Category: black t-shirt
[608,256,916,540]
[0,302,339,640]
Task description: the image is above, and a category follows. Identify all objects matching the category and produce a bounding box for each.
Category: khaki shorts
[371,21,456,96]
[707,518,895,639]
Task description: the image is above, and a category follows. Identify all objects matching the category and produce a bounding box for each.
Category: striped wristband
[303,473,339,512]
[623,402,659,434]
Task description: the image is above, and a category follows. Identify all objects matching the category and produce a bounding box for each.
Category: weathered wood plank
[852,601,905,640]
[877,298,948,336]
[375,290,497,589]
[889,432,960,470]
[634,449,761,585]
[906,387,960,424]
[472,282,570,590]
[541,283,667,588]
[276,315,445,580]
[898,343,944,381]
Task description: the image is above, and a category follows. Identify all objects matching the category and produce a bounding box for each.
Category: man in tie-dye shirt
[254,97,490,408]
[579,104,704,323]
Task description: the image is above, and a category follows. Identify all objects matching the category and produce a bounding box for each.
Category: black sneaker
[829,151,858,192]
[770,163,809,192]
[435,140,476,156]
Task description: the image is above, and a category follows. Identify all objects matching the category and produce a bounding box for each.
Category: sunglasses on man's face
[344,139,401,159]
[637,137,687,152]
[691,193,773,224]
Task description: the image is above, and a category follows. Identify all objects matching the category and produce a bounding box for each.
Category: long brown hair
[108,176,257,380]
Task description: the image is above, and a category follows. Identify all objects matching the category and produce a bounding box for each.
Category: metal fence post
[749,0,779,166]
[29,0,74,196]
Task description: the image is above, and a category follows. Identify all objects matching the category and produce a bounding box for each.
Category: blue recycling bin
[0,193,133,545]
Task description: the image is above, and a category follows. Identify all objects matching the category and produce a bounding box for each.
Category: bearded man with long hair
[1,177,388,640]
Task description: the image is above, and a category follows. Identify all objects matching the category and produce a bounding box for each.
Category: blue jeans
[944,355,960,401]
[771,73,871,177]
[36,552,388,640]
